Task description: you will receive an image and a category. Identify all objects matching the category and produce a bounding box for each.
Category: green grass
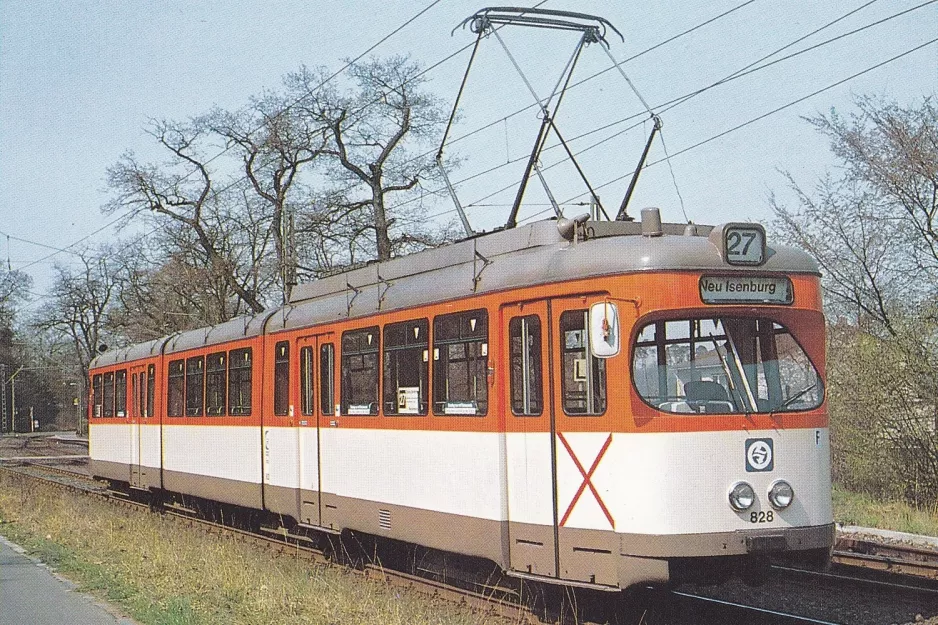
[0,472,511,625]
[833,483,938,537]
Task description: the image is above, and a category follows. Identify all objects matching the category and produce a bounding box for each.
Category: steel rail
[6,462,938,623]
[666,590,845,625]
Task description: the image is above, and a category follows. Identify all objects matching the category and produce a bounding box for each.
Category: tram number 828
[751,511,774,523]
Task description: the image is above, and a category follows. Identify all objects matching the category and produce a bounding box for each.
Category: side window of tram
[560,310,606,415]
[102,372,115,417]
[299,346,314,416]
[114,370,127,418]
[228,348,253,416]
[509,315,543,416]
[167,360,185,417]
[92,374,103,418]
[147,365,155,418]
[384,319,429,416]
[341,328,379,416]
[186,356,205,417]
[274,341,290,416]
[136,372,146,417]
[205,352,226,416]
[299,344,336,417]
[433,309,488,416]
[320,344,335,416]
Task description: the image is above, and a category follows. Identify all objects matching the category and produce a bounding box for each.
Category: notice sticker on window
[699,276,793,305]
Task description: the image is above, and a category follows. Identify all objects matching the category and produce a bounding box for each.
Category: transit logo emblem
[745,438,774,472]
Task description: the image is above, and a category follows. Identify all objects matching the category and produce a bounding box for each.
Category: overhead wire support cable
[24,0,749,275]
[428,0,758,160]
[30,0,742,275]
[17,0,452,277]
[545,36,938,214]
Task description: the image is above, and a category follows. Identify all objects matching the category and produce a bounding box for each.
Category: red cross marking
[557,432,615,529]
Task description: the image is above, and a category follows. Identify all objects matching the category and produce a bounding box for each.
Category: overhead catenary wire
[93,2,557,263]
[409,0,931,222]
[0,230,88,259]
[434,0,763,157]
[166,0,450,176]
[16,0,748,275]
[524,36,938,222]
[13,0,908,277]
[422,35,936,227]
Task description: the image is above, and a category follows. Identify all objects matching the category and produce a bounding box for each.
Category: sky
[0,0,935,302]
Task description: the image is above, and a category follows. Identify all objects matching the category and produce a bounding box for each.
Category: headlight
[768,480,794,509]
[728,482,755,511]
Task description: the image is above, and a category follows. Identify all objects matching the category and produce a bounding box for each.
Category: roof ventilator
[641,207,663,237]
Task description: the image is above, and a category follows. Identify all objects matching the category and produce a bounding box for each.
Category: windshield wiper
[706,333,746,413]
[775,381,818,411]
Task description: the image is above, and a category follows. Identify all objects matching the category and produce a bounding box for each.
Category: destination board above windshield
[699,275,793,305]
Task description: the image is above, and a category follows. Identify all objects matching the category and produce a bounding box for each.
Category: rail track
[2,458,937,624]
[833,535,938,581]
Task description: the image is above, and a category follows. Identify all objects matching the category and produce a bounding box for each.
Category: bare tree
[108,193,280,340]
[33,252,118,373]
[205,94,330,301]
[106,119,266,314]
[287,56,452,263]
[0,269,31,328]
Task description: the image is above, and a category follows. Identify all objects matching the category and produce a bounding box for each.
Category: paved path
[0,537,135,625]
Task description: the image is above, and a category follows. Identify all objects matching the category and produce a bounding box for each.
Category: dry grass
[0,473,512,625]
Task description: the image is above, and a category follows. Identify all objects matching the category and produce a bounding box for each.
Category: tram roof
[91,217,820,366]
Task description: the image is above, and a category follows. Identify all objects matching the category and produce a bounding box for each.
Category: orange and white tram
[89,209,833,590]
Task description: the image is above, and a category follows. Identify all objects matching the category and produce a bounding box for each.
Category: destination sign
[699,275,793,305]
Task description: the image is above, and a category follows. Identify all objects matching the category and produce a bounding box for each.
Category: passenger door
[550,298,617,586]
[128,365,146,489]
[503,296,616,585]
[296,334,336,527]
[502,300,556,577]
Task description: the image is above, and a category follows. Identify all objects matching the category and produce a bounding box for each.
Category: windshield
[632,317,822,414]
